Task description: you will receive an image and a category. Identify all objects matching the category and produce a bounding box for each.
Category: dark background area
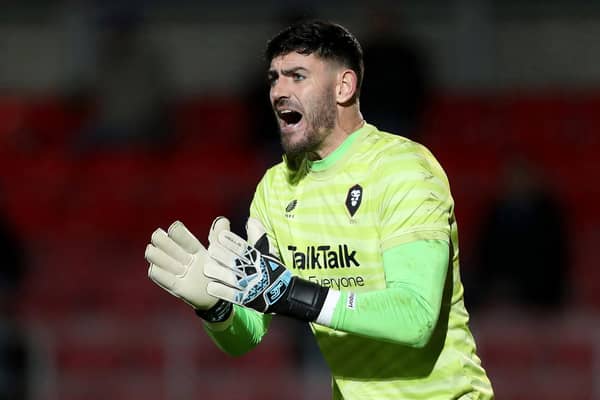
[0,1,598,399]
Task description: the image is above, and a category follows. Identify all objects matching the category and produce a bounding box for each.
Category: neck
[316,105,364,159]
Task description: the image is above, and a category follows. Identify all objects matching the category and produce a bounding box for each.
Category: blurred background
[0,0,598,399]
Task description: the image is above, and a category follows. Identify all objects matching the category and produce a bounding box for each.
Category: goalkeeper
[145,20,494,399]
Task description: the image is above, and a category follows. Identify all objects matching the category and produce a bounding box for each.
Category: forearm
[321,286,437,347]
[204,305,272,356]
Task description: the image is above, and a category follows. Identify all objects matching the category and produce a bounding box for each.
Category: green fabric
[330,240,449,346]
[234,122,494,399]
[310,127,364,172]
[204,305,271,356]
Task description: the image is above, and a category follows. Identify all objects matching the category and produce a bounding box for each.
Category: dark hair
[265,20,364,99]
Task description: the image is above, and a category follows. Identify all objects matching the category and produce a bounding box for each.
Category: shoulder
[361,124,446,180]
[255,160,289,193]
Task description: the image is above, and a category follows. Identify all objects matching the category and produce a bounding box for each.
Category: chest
[270,176,387,291]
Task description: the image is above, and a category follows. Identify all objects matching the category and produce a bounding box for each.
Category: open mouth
[277,109,303,126]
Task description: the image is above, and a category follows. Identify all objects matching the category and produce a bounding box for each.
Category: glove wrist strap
[272,277,329,322]
[195,300,233,323]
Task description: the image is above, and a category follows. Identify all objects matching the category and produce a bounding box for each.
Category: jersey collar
[310,123,373,174]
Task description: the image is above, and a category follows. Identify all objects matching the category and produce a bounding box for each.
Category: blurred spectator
[75,8,172,152]
[359,8,433,140]
[466,157,569,312]
[0,195,29,400]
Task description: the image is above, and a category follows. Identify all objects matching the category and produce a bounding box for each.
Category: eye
[267,73,278,87]
[293,73,305,82]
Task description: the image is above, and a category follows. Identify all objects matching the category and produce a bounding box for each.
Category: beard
[280,86,337,175]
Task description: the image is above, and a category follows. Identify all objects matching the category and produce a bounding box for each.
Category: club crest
[345,184,363,217]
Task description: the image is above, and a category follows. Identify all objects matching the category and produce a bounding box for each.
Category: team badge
[345,184,363,217]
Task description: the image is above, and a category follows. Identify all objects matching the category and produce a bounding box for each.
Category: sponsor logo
[266,279,288,304]
[308,275,365,290]
[346,292,356,310]
[287,244,359,269]
[285,199,298,213]
[285,199,297,219]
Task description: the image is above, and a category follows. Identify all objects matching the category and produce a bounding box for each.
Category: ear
[335,69,358,104]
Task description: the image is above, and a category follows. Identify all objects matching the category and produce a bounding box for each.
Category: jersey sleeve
[204,306,272,356]
[378,143,453,251]
[327,239,449,346]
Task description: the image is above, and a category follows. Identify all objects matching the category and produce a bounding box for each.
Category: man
[145,20,494,399]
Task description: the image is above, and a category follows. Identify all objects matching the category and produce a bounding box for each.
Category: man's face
[268,52,337,157]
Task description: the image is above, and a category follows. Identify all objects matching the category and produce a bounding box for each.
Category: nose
[270,78,290,104]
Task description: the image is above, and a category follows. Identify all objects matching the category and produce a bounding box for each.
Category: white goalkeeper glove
[145,218,233,322]
[205,217,330,322]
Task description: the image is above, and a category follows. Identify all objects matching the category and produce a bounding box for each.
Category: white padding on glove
[146,218,229,310]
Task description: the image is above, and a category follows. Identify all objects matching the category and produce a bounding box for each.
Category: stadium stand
[1,92,598,399]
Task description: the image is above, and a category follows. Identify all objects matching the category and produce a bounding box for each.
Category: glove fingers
[246,217,279,257]
[208,230,255,269]
[145,244,186,275]
[208,216,231,244]
[151,228,193,265]
[208,242,238,270]
[207,281,240,304]
[204,259,243,289]
[217,230,251,257]
[246,217,266,246]
[168,221,203,254]
[148,263,177,293]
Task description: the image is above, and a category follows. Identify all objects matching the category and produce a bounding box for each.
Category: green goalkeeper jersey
[208,123,493,399]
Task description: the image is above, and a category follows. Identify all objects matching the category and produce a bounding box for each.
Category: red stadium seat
[173,96,251,150]
[24,96,89,149]
[0,96,27,151]
[62,151,155,241]
[3,150,74,240]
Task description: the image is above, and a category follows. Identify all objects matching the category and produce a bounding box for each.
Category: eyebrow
[267,66,309,78]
